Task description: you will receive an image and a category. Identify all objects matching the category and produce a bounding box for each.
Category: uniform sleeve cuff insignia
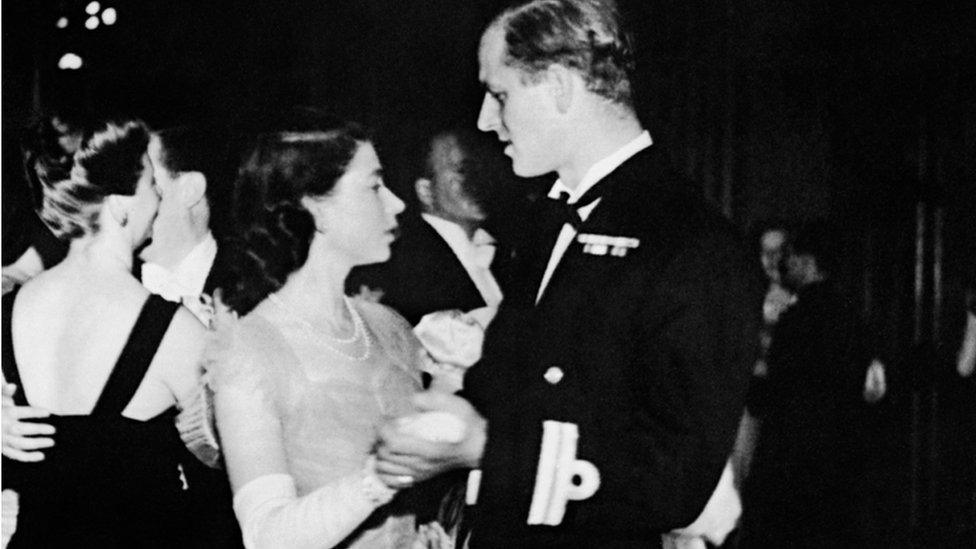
[527,420,601,526]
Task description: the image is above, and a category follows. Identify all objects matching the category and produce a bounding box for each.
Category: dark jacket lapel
[202,242,230,297]
[534,145,682,313]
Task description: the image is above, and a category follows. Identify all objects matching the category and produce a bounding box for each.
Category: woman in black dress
[1,118,208,547]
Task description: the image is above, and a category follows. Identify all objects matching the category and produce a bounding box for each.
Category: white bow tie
[141,262,195,303]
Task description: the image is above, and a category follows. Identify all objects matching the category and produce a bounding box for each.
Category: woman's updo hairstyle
[221,120,370,315]
[40,118,150,240]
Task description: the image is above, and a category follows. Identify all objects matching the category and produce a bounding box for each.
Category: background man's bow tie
[141,263,194,302]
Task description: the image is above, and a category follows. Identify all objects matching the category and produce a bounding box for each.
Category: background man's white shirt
[421,213,503,309]
[140,231,218,325]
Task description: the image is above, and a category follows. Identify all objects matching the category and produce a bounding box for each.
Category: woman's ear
[300,195,329,233]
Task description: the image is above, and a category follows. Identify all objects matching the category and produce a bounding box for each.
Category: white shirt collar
[143,231,218,299]
[421,213,502,308]
[173,231,218,297]
[421,213,495,249]
[547,130,653,204]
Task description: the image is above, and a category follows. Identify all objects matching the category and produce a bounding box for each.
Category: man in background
[741,221,874,548]
[3,125,243,549]
[348,127,511,326]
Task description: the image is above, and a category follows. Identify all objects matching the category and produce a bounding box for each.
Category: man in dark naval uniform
[376,1,763,547]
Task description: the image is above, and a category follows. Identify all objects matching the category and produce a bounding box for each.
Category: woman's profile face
[315,142,405,267]
[127,153,160,248]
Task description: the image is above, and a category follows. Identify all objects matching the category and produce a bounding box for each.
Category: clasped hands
[373,391,486,489]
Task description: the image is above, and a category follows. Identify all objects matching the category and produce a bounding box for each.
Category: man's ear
[415,178,435,209]
[546,64,576,113]
[178,171,207,208]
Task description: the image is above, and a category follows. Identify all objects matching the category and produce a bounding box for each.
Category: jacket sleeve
[613,235,762,529]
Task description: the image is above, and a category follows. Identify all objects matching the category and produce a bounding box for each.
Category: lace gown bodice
[211,297,425,548]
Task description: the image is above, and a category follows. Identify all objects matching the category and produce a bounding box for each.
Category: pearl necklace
[268,293,372,362]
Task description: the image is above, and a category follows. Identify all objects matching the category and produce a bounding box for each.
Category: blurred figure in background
[938,276,976,545]
[958,284,976,379]
[2,113,84,292]
[740,221,876,548]
[757,222,795,329]
[732,221,794,488]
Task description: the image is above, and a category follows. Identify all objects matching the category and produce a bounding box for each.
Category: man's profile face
[476,26,561,178]
[428,134,487,226]
[144,135,188,247]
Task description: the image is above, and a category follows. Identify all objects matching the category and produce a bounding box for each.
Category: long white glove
[233,462,395,549]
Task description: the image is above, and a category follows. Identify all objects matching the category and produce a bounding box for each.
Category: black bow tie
[549,185,604,229]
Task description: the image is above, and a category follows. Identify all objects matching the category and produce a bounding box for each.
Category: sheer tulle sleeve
[205,310,279,400]
[175,307,268,468]
[174,307,248,468]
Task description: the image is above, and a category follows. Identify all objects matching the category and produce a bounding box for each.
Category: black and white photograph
[2,1,974,547]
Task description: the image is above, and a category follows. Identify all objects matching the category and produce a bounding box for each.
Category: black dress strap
[91,295,181,417]
[1,287,29,406]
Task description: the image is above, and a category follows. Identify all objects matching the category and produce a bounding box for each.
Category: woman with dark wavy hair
[210,121,457,548]
[1,118,208,547]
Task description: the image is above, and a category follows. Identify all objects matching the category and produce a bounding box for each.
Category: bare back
[10,261,205,419]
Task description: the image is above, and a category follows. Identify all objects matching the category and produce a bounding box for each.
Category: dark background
[3,0,975,544]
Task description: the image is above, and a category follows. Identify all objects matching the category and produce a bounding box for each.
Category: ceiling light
[58,53,84,70]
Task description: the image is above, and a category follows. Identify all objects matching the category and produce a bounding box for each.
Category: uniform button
[544,367,564,385]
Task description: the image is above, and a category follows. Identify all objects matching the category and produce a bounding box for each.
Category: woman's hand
[375,392,486,487]
[2,384,55,462]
